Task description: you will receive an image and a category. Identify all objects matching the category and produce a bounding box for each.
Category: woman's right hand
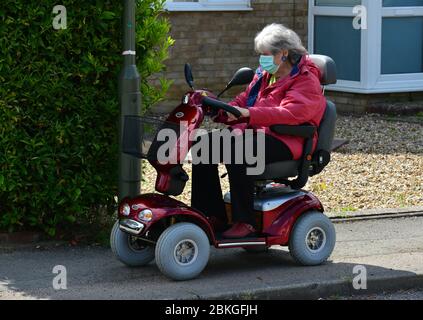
[211,109,227,123]
[226,106,249,122]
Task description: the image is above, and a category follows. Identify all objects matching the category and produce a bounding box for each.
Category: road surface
[1,216,423,299]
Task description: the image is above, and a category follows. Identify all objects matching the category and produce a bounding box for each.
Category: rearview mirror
[184,63,194,89]
[218,67,255,97]
[228,67,255,87]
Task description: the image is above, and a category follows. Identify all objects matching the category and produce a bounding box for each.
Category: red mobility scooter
[111,55,338,281]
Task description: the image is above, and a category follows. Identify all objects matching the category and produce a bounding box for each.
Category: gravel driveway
[141,114,422,213]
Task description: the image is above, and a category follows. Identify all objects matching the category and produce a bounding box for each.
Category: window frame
[164,0,252,12]
[309,0,423,93]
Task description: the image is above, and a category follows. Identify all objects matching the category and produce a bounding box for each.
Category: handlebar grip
[202,97,242,118]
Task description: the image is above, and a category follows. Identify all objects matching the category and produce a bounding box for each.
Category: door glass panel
[314,16,361,81]
[381,17,423,74]
[383,0,423,7]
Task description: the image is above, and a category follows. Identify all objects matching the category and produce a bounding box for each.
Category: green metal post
[118,0,141,200]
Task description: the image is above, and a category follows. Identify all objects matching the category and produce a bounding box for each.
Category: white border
[164,0,252,12]
[309,0,423,94]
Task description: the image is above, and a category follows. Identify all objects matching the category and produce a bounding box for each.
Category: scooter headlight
[138,209,153,222]
[120,203,131,217]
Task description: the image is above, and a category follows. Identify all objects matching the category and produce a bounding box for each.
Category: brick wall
[152,0,308,113]
[326,91,423,115]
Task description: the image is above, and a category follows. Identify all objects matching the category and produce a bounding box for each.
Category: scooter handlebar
[202,97,242,118]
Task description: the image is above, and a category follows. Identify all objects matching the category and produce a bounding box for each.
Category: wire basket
[122,115,185,161]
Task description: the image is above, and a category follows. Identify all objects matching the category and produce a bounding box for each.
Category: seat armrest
[269,124,316,190]
[270,124,316,138]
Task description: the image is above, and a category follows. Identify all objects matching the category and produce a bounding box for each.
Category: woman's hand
[227,106,250,122]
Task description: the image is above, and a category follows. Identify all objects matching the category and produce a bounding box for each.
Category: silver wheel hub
[127,235,147,252]
[305,227,326,253]
[174,239,198,266]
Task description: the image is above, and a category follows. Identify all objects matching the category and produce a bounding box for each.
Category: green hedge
[0,1,174,236]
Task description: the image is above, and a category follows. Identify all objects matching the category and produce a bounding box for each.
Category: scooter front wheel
[110,221,155,267]
[288,211,336,266]
[155,222,210,281]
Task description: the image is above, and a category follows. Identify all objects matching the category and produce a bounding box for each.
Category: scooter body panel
[118,190,324,248]
[262,191,324,246]
[223,188,324,246]
[150,90,216,195]
[118,193,217,243]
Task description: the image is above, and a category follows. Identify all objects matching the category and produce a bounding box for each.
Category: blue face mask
[259,55,280,74]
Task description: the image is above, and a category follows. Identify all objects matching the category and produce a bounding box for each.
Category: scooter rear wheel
[110,221,155,267]
[155,222,210,281]
[288,211,336,266]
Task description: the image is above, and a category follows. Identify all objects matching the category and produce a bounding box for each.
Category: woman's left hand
[227,106,250,122]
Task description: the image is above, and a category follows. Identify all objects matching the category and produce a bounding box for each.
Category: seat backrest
[307,54,337,154]
[317,100,337,153]
[308,54,337,85]
[308,55,337,175]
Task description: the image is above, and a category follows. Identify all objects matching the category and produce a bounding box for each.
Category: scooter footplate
[215,237,267,248]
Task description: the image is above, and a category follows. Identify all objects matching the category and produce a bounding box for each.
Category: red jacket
[214,55,326,160]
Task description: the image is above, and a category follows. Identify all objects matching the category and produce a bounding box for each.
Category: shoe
[208,216,227,232]
[222,222,256,239]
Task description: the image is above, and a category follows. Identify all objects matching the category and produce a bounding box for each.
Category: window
[164,0,252,11]
[309,0,423,93]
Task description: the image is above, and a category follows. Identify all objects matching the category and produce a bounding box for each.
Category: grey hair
[254,23,308,64]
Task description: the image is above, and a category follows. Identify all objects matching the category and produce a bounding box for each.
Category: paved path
[339,289,423,300]
[1,216,423,300]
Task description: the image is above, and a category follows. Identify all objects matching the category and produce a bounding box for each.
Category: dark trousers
[191,130,293,227]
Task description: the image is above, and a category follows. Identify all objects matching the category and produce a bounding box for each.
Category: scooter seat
[255,160,299,180]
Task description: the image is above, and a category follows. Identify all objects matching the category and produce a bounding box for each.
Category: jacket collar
[260,55,308,89]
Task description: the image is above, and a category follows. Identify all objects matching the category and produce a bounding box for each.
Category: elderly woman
[191,23,327,239]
